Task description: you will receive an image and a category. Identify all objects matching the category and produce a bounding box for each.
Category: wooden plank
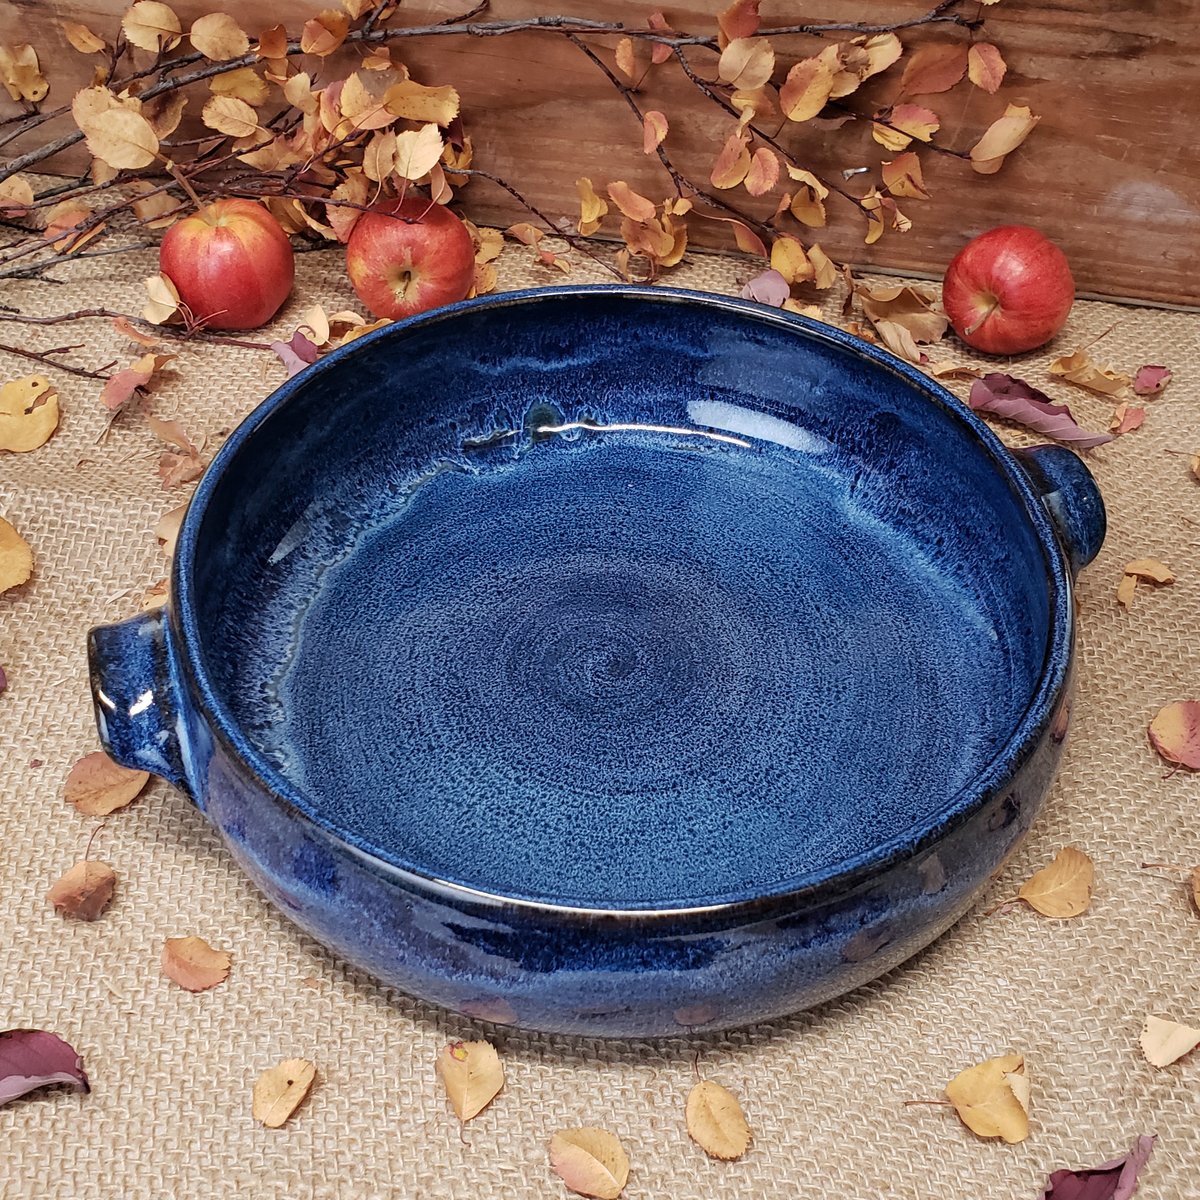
[2,0,1198,304]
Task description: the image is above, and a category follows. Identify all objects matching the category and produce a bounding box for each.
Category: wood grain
[2,0,1197,304]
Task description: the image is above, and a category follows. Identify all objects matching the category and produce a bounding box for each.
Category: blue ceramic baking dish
[89,286,1104,1037]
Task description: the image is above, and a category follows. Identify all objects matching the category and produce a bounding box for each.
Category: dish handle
[87,609,193,796]
[1012,444,1106,576]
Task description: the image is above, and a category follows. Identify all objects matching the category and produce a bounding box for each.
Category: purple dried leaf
[1041,1134,1157,1200]
[740,268,790,308]
[270,330,321,379]
[968,373,1114,449]
[0,1030,90,1107]
[1132,365,1172,396]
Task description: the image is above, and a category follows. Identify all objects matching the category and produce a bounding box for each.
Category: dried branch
[0,340,115,380]
[0,307,273,351]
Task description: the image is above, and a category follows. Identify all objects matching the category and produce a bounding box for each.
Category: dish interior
[191,292,1053,908]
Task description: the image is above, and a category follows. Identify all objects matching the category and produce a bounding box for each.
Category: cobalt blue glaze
[88,286,1104,1037]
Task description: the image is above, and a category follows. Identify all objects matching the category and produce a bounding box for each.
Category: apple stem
[963,295,999,337]
[163,158,206,215]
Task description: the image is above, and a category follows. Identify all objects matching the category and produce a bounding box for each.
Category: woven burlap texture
[1,241,1198,1200]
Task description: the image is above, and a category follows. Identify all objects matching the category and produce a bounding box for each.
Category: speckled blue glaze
[88,286,1104,1037]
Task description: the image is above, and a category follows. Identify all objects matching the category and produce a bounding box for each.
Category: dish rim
[171,284,1073,921]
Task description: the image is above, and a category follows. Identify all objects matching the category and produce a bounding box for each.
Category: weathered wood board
[3,0,1198,305]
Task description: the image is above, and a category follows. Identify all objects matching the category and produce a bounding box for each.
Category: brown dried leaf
[300,10,349,56]
[718,0,760,47]
[607,181,656,223]
[882,151,930,200]
[201,94,262,139]
[968,42,1007,93]
[1148,701,1200,769]
[924,361,981,380]
[744,146,779,196]
[770,235,812,285]
[646,11,673,64]
[253,1059,315,1127]
[142,273,181,325]
[1191,866,1200,915]
[642,110,668,154]
[65,751,149,815]
[710,131,751,189]
[189,12,248,60]
[47,861,116,921]
[0,374,59,454]
[62,21,108,54]
[155,503,187,555]
[1116,572,1138,610]
[143,92,188,139]
[549,1128,630,1199]
[686,1080,752,1160]
[436,1040,504,1121]
[255,24,287,60]
[382,78,459,126]
[141,578,169,610]
[1140,1014,1200,1068]
[1125,558,1175,586]
[0,43,48,102]
[162,935,231,991]
[945,1054,1030,1143]
[1018,846,1094,917]
[971,103,1040,174]
[393,123,443,181]
[129,182,179,228]
[858,283,947,343]
[779,44,838,122]
[1049,349,1131,397]
[718,38,774,90]
[99,352,175,413]
[0,516,33,593]
[874,320,925,364]
[900,42,967,95]
[209,67,269,106]
[122,2,183,53]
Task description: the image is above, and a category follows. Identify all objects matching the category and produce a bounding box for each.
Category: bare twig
[0,340,114,379]
[0,308,273,352]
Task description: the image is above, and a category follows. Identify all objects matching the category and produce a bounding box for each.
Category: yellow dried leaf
[201,94,261,139]
[857,283,947,343]
[807,243,837,289]
[47,860,117,921]
[718,0,760,47]
[971,103,1040,174]
[61,21,108,54]
[945,1054,1030,1143]
[1018,846,1094,917]
[393,123,443,181]
[786,165,828,227]
[614,36,636,81]
[783,299,824,319]
[642,110,668,154]
[156,503,187,555]
[924,361,980,380]
[1125,558,1175,585]
[64,751,149,815]
[122,2,183,53]
[0,174,34,217]
[744,146,779,196]
[607,181,656,223]
[968,42,1007,93]
[1116,572,1138,610]
[1140,1015,1200,1068]
[1048,349,1131,397]
[710,131,751,189]
[382,78,460,126]
[576,177,608,234]
[0,516,33,593]
[882,151,930,200]
[253,1059,316,1127]
[0,374,58,454]
[874,319,924,364]
[685,1080,751,1160]
[162,935,231,991]
[283,71,317,114]
[143,272,182,325]
[189,12,249,60]
[900,42,967,94]
[1191,452,1200,482]
[549,1128,630,1200]
[779,44,838,122]
[129,181,180,228]
[770,235,812,285]
[859,32,903,78]
[300,10,349,56]
[0,43,48,102]
[255,23,287,60]
[873,103,940,151]
[341,0,373,16]
[506,222,542,247]
[831,33,901,98]
[436,1040,504,1121]
[209,67,268,106]
[1148,701,1200,770]
[76,105,159,171]
[362,130,397,182]
[718,37,775,90]
[337,72,393,131]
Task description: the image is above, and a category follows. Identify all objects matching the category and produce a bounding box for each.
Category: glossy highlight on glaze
[89,286,1105,1036]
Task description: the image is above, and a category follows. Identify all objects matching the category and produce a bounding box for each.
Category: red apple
[160,199,294,330]
[942,225,1074,355]
[346,197,475,320]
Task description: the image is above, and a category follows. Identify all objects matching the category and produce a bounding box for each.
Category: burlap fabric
[1,236,1198,1200]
